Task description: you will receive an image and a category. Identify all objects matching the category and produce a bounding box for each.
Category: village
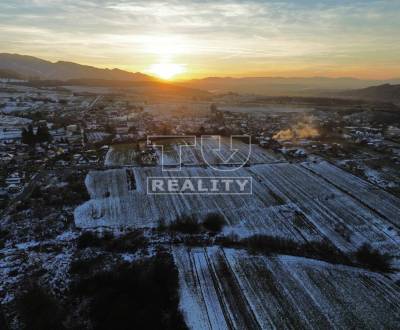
[1,81,400,210]
[1,79,400,330]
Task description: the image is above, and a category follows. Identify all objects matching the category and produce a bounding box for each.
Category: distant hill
[14,78,211,98]
[338,84,400,104]
[0,68,22,79]
[180,76,400,96]
[0,53,153,81]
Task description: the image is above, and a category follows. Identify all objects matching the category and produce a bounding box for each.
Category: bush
[77,231,103,249]
[0,229,9,240]
[355,243,392,272]
[105,231,147,253]
[215,233,240,247]
[73,253,187,330]
[169,215,201,234]
[217,235,353,267]
[0,307,7,329]
[16,284,66,330]
[77,231,147,252]
[304,240,352,265]
[70,255,104,275]
[243,235,297,255]
[202,213,226,232]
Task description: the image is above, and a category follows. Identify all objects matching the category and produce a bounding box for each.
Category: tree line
[21,124,51,145]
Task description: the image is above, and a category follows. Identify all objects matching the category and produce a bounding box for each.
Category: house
[5,172,22,186]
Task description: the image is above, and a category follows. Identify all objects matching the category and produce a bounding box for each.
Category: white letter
[197,179,208,192]
[221,179,234,192]
[236,179,249,192]
[152,179,164,192]
[168,179,179,192]
[181,179,195,192]
[210,179,219,192]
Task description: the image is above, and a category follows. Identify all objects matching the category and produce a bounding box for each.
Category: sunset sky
[1,0,399,80]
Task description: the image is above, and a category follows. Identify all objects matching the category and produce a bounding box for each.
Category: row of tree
[21,124,52,145]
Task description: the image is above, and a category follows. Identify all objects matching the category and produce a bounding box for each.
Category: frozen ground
[74,162,400,256]
[173,247,400,329]
[104,137,283,167]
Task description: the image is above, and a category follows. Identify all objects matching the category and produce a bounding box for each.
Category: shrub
[70,255,104,275]
[16,284,66,330]
[214,233,240,247]
[169,215,201,234]
[0,229,9,240]
[355,243,392,272]
[30,186,43,199]
[217,235,353,267]
[77,231,102,249]
[105,231,147,253]
[242,235,299,256]
[77,231,147,252]
[304,240,352,265]
[73,253,187,330]
[202,213,226,232]
[0,307,7,329]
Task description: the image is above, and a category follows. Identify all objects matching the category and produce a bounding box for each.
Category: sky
[0,0,400,79]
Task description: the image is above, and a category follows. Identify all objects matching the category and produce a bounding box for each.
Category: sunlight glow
[149,62,185,80]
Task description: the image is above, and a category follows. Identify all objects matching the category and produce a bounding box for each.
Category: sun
[149,63,185,80]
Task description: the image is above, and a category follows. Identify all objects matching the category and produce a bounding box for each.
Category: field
[73,128,400,330]
[75,138,400,328]
[303,161,400,226]
[104,137,283,167]
[173,247,400,329]
[74,161,400,257]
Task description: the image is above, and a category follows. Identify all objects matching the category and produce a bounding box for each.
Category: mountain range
[180,76,400,96]
[0,53,399,103]
[0,53,153,81]
[337,83,400,104]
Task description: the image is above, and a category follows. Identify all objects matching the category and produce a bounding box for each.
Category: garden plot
[173,247,400,330]
[75,163,400,256]
[104,137,282,167]
[249,163,400,254]
[104,144,141,166]
[302,160,400,227]
[74,166,321,242]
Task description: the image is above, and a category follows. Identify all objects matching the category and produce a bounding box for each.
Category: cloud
[0,0,399,78]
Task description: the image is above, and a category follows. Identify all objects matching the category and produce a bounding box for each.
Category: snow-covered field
[105,137,283,167]
[86,131,111,144]
[303,161,400,226]
[173,247,400,329]
[75,161,400,256]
